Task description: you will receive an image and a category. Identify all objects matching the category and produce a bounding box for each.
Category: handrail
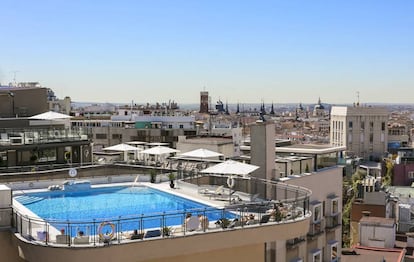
[7,177,311,247]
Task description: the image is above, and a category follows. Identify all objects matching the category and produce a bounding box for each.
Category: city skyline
[1,0,413,104]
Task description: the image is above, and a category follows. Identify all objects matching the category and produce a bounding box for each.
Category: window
[96,134,107,139]
[112,134,122,139]
[311,250,322,262]
[331,198,339,215]
[369,133,373,143]
[37,148,57,162]
[348,121,353,129]
[168,124,173,129]
[329,242,338,261]
[322,201,326,216]
[313,204,322,223]
[361,121,365,129]
[382,122,386,131]
[179,124,184,129]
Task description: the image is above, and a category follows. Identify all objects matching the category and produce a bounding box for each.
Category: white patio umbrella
[126,141,148,161]
[104,143,141,151]
[180,148,223,159]
[178,149,224,183]
[29,111,72,128]
[200,160,260,203]
[103,143,142,161]
[141,146,180,164]
[29,111,72,120]
[141,146,179,155]
[200,160,259,178]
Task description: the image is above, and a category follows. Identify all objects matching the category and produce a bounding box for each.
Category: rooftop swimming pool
[14,185,234,237]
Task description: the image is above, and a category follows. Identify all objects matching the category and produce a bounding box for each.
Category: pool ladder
[131,175,140,188]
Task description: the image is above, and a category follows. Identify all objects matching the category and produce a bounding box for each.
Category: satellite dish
[68,168,77,177]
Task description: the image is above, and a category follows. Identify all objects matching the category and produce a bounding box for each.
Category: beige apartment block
[249,121,343,261]
[282,166,343,262]
[330,106,388,161]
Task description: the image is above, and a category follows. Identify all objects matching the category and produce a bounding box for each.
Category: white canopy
[141,146,179,155]
[103,143,142,162]
[200,160,259,177]
[103,143,141,152]
[180,148,223,159]
[29,111,72,120]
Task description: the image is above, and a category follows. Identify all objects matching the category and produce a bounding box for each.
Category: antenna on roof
[356,91,360,106]
[11,70,19,86]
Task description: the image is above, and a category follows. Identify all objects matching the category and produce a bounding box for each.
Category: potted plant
[168,173,175,188]
[30,154,38,164]
[216,218,230,229]
[305,163,310,173]
[274,209,283,222]
[150,169,157,183]
[162,226,173,237]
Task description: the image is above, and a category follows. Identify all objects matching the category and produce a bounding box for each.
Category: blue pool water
[15,186,234,236]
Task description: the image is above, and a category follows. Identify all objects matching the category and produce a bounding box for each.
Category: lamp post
[8,91,15,117]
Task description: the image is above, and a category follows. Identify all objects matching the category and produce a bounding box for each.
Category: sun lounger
[213,189,238,201]
[215,218,239,229]
[250,193,261,202]
[228,218,239,228]
[144,229,162,238]
[130,230,144,240]
[198,185,224,196]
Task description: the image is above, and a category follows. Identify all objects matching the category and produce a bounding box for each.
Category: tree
[382,158,394,186]
[342,168,365,247]
[149,169,157,183]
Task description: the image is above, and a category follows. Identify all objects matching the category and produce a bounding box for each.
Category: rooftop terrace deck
[0,164,312,262]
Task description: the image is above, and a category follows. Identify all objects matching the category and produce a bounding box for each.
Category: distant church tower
[225,101,230,115]
[199,91,209,113]
[270,102,275,115]
[313,97,325,117]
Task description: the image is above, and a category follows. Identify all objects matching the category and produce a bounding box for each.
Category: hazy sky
[1,0,413,105]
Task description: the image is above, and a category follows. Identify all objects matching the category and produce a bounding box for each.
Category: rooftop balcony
[0,128,89,147]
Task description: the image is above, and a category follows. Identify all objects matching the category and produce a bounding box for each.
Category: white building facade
[330,106,388,160]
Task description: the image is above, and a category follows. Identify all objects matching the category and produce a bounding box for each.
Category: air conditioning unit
[10,137,23,145]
